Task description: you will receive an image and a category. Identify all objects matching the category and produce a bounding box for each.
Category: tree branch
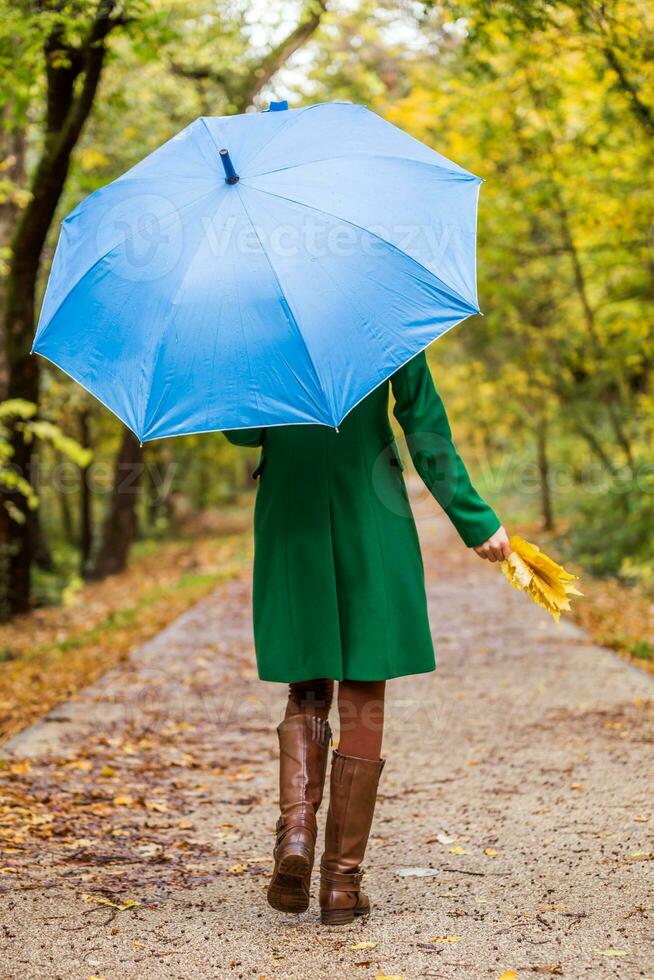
[602,43,654,136]
[11,0,121,270]
[170,0,328,112]
[238,0,327,108]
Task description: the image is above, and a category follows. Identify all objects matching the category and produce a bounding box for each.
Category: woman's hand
[473,526,511,563]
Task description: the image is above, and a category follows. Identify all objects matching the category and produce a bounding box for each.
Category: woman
[224,350,510,925]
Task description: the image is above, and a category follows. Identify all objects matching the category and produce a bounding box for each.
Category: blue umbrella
[33,101,482,442]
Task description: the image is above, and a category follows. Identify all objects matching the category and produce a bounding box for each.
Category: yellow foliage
[501,536,582,622]
[79,147,109,171]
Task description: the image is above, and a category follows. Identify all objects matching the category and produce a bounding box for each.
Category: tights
[285,678,386,761]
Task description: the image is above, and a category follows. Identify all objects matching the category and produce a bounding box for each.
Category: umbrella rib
[245,153,476,181]
[34,349,142,443]
[200,107,312,179]
[233,187,330,422]
[35,185,221,350]
[141,188,235,439]
[243,184,480,315]
[235,104,336,175]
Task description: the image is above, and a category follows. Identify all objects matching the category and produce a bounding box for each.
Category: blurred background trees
[0,0,652,620]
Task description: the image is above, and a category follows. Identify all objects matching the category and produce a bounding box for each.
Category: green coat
[224,352,499,683]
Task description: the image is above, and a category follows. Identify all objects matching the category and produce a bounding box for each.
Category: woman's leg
[337,679,385,759]
[267,678,333,913]
[285,678,334,721]
[319,679,386,925]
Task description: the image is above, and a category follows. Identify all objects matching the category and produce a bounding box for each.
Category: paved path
[1,512,653,980]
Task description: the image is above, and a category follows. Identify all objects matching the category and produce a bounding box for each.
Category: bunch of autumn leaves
[501,536,582,622]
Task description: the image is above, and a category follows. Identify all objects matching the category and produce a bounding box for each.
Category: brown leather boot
[319,750,386,925]
[267,713,331,913]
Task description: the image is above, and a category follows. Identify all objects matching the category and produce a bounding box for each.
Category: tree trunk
[30,507,54,572]
[536,418,554,532]
[1,3,119,615]
[0,122,26,399]
[58,479,75,547]
[89,428,143,581]
[78,409,93,577]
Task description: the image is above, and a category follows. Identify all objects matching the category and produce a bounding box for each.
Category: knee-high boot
[319,750,385,925]
[267,713,332,913]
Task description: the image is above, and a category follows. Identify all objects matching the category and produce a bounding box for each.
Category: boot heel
[320,907,355,925]
[267,842,313,913]
[267,883,310,914]
[277,846,311,877]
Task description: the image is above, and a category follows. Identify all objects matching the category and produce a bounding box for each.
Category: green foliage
[568,481,654,580]
[0,400,92,521]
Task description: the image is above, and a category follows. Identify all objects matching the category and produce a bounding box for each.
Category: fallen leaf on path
[145,799,168,812]
[593,948,629,957]
[448,846,471,855]
[81,894,139,911]
[112,794,134,806]
[64,759,92,771]
[430,936,463,943]
[484,848,498,857]
[351,942,378,950]
[9,761,31,774]
[498,972,517,980]
[396,867,440,877]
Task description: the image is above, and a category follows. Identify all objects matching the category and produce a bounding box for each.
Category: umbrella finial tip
[219,148,239,185]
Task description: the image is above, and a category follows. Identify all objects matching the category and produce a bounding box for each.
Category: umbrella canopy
[33,101,482,442]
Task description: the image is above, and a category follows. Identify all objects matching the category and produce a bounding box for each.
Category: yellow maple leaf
[430,935,463,943]
[500,536,582,622]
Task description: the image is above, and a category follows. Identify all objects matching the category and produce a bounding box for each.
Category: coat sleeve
[390,351,500,548]
[222,428,264,448]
